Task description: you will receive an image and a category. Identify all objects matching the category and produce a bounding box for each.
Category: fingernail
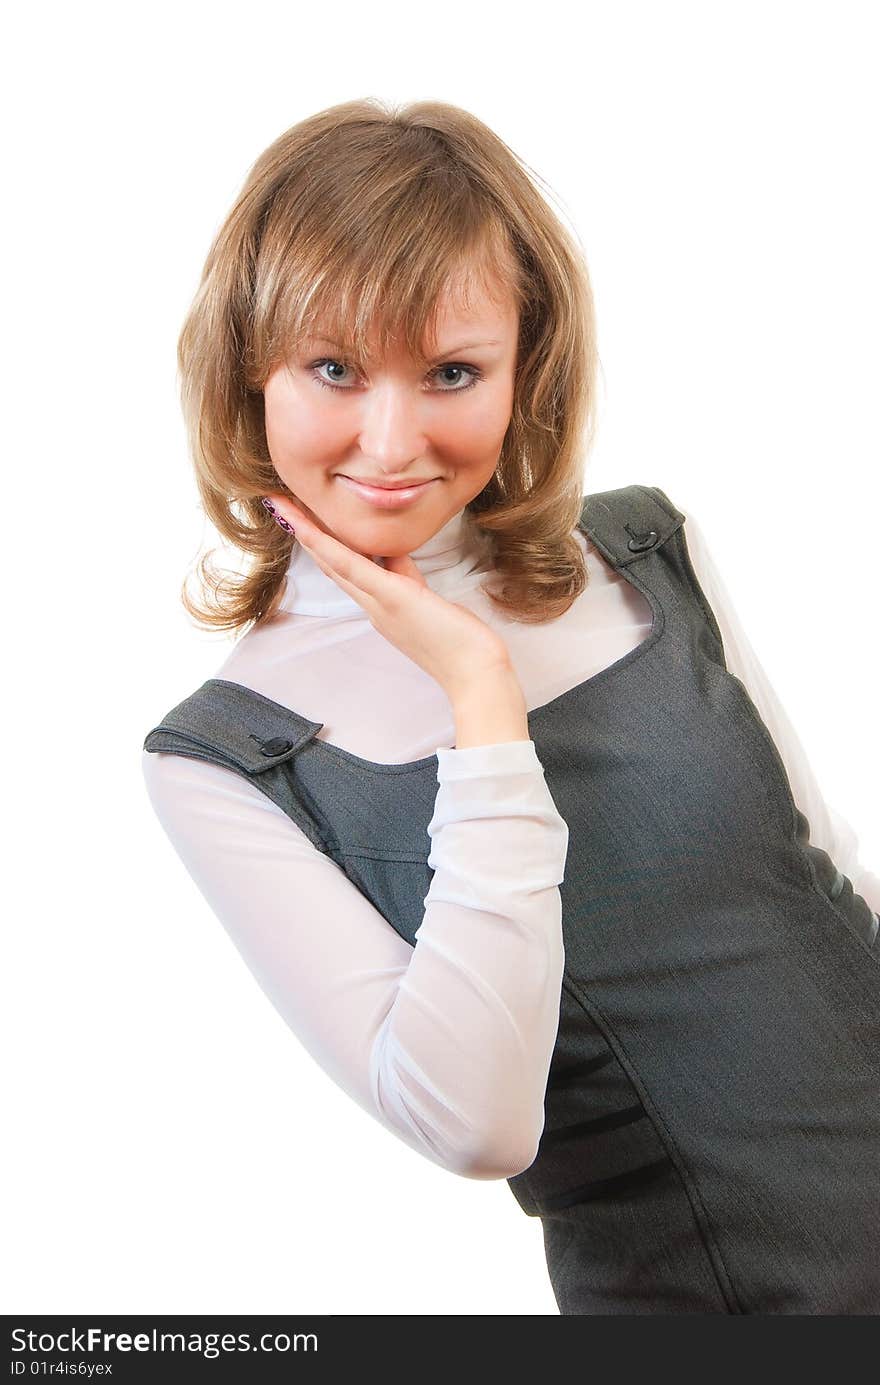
[261,497,294,534]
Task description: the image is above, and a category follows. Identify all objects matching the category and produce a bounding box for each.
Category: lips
[335,474,439,509]
[340,477,436,490]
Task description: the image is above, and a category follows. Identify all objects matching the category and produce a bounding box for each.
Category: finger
[263,493,386,613]
[265,494,396,604]
[303,544,379,611]
[382,552,428,588]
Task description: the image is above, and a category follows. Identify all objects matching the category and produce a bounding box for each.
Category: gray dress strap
[144,679,329,852]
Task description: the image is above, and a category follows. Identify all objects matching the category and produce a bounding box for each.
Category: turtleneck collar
[277,506,491,617]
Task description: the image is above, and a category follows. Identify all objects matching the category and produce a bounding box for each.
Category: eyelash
[309,359,484,394]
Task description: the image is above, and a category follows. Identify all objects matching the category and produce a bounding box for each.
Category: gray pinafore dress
[143,484,880,1315]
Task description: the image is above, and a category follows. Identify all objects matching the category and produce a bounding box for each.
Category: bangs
[254,192,522,376]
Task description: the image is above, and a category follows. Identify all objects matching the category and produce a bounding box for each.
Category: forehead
[428,277,517,336]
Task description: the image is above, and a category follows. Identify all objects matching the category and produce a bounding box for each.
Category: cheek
[266,387,341,459]
[264,392,298,458]
[446,390,512,455]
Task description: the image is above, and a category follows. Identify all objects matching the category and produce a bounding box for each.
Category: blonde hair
[177,98,601,632]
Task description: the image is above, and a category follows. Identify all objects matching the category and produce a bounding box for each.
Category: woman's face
[262,273,520,558]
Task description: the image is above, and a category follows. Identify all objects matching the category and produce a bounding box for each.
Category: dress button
[626,528,659,553]
[259,737,294,757]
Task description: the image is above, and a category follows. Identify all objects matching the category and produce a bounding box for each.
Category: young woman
[142,97,880,1314]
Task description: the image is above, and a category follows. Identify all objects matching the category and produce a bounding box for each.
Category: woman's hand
[262,492,514,699]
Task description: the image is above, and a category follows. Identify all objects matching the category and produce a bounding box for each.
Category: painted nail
[260,496,277,514]
[275,516,295,534]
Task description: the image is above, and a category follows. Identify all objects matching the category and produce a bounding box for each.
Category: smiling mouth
[338,476,438,490]
[335,474,440,508]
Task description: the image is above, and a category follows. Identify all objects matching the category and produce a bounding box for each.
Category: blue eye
[309,359,483,394]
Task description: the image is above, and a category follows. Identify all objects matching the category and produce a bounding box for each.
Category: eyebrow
[308,337,502,361]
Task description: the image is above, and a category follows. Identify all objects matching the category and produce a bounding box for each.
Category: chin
[357,539,420,560]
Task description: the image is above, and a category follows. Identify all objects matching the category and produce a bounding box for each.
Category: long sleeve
[141,738,568,1181]
[681,507,880,916]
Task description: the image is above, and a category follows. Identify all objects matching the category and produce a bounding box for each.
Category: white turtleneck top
[141,503,879,1181]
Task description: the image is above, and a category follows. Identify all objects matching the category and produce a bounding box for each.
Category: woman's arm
[141,737,567,1181]
[681,506,880,916]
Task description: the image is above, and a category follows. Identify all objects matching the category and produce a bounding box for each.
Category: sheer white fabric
[142,504,878,1179]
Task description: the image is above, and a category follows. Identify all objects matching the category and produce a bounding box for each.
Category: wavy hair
[177,98,601,633]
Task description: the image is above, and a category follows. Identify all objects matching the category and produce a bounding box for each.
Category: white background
[4,0,878,1317]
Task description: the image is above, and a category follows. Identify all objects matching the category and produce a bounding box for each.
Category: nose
[356,380,429,470]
